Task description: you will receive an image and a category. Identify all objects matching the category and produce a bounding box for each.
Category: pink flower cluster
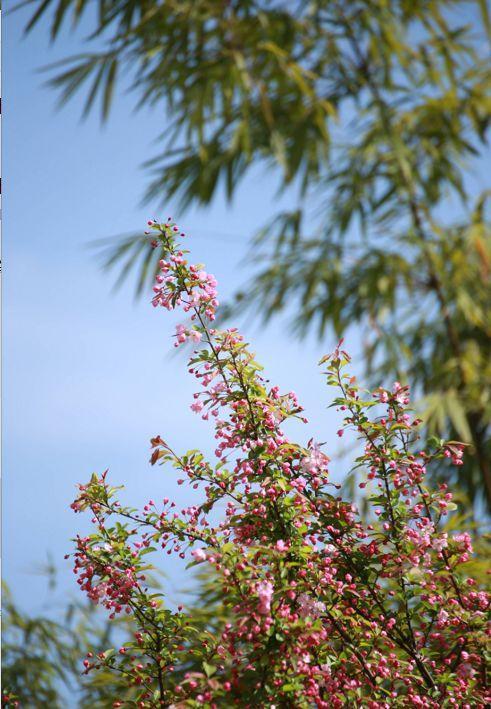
[149,221,218,322]
[73,539,140,618]
[67,221,490,708]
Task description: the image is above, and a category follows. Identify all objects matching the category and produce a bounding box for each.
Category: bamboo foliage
[22,0,491,507]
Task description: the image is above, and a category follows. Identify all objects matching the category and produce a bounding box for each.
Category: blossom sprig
[148,218,218,323]
[68,221,490,708]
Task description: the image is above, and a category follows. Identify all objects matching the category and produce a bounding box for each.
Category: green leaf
[202,661,217,678]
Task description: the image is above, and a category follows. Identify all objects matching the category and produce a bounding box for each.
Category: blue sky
[4,5,353,614]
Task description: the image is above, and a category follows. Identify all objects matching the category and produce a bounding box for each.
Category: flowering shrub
[68,221,489,708]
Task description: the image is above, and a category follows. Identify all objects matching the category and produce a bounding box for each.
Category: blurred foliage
[19,0,491,508]
[1,581,134,707]
[1,570,233,707]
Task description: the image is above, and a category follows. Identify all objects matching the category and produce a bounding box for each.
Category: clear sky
[4,4,354,615]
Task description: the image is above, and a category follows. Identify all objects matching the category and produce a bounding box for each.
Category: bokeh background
[5,4,346,615]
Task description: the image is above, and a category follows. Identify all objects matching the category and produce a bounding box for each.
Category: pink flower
[297,592,326,619]
[457,663,476,679]
[175,324,187,344]
[190,401,204,414]
[437,609,449,626]
[301,442,330,474]
[432,534,448,552]
[257,581,274,615]
[453,532,473,552]
[275,539,287,552]
[191,549,207,562]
